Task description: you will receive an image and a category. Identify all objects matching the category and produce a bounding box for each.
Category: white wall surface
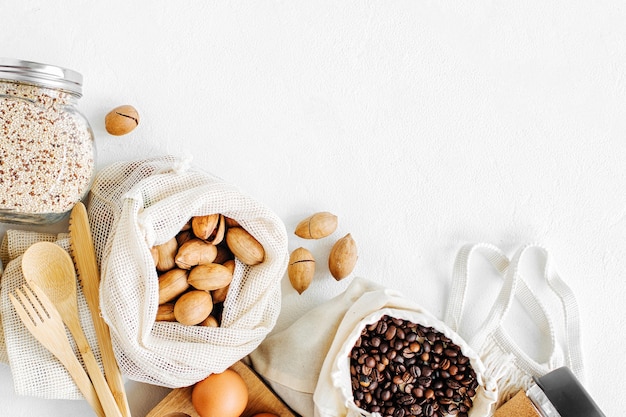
[0,1,624,416]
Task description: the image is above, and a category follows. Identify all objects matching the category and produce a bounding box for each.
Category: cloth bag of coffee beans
[87,155,289,387]
[250,277,498,417]
[443,243,584,409]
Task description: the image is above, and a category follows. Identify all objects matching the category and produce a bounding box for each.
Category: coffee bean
[385,325,397,340]
[417,376,432,387]
[409,403,423,415]
[382,389,392,401]
[350,315,478,417]
[447,379,461,389]
[397,394,415,405]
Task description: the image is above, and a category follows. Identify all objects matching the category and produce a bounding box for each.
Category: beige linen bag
[88,155,289,387]
[250,277,498,417]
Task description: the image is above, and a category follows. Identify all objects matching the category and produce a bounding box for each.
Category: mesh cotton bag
[88,155,289,387]
[250,277,498,417]
[443,243,584,410]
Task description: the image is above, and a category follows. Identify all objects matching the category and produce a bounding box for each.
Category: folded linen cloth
[0,229,100,400]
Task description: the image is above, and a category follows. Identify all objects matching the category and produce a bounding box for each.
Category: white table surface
[1,1,624,416]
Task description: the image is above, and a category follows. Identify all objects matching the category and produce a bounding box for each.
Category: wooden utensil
[22,242,123,417]
[69,202,131,417]
[146,360,298,417]
[9,282,106,417]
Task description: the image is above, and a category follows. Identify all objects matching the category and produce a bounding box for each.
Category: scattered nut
[226,226,265,265]
[174,290,213,326]
[212,284,230,304]
[199,314,220,327]
[155,237,178,272]
[295,212,338,239]
[224,217,240,228]
[328,233,358,280]
[192,214,220,241]
[208,214,227,245]
[176,229,194,247]
[222,259,236,275]
[105,105,139,136]
[156,303,176,322]
[158,268,190,304]
[188,263,234,291]
[175,239,218,269]
[288,247,315,294]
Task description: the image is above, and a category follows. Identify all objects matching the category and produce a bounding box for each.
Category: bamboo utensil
[21,242,123,417]
[9,282,106,417]
[69,202,131,417]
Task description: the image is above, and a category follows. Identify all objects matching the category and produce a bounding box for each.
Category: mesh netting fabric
[88,156,288,387]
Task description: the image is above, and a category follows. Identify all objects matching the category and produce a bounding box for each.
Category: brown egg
[191,369,248,417]
[252,414,279,417]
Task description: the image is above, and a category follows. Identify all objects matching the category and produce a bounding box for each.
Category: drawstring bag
[250,277,498,417]
[444,243,584,408]
[88,155,289,387]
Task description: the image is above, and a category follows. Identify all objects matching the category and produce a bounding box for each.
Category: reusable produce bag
[88,155,289,387]
[249,277,498,417]
[443,243,584,409]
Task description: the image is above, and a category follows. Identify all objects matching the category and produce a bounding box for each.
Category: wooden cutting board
[146,361,298,417]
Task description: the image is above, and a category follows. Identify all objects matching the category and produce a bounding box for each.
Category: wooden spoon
[22,242,123,417]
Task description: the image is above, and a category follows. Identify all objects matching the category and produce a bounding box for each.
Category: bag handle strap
[509,244,585,380]
[444,243,511,339]
[488,245,558,377]
[445,243,584,381]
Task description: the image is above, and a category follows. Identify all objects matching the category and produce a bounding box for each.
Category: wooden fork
[9,282,106,417]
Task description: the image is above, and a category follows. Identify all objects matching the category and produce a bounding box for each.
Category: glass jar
[0,58,95,224]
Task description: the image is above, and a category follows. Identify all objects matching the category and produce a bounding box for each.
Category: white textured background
[1,1,624,416]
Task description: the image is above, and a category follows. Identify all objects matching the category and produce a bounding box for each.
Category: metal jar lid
[534,367,605,417]
[0,58,83,96]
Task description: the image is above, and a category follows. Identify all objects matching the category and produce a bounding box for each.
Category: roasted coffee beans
[350,315,478,417]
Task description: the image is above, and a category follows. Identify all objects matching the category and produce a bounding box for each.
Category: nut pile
[350,315,478,417]
[153,214,265,326]
[288,211,358,294]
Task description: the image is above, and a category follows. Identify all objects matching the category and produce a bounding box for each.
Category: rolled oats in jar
[0,58,95,224]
